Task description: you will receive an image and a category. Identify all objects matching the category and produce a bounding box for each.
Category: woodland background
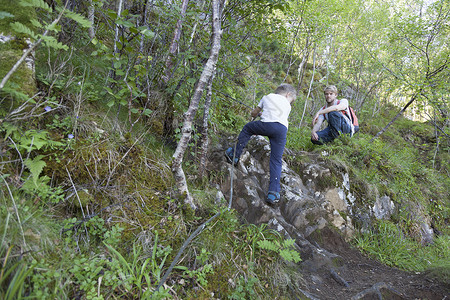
[0,0,448,299]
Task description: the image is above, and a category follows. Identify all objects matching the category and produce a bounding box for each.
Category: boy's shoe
[266,191,280,204]
[225,147,239,166]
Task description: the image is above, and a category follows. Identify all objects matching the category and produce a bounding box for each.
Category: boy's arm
[251,106,262,118]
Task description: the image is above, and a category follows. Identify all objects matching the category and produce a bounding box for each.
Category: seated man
[311,85,359,145]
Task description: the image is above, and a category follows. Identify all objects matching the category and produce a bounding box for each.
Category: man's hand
[311,131,319,141]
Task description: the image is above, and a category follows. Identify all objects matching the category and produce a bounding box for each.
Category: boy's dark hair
[275,83,297,100]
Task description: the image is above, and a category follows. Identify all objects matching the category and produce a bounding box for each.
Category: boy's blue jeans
[312,111,353,145]
[234,120,287,193]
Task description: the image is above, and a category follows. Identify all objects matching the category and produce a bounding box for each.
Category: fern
[1,122,18,140]
[25,130,51,150]
[30,19,43,29]
[282,239,295,248]
[19,0,52,13]
[10,22,38,39]
[257,238,302,263]
[64,11,92,28]
[1,87,29,102]
[45,22,61,32]
[24,155,46,185]
[257,240,278,252]
[279,249,301,263]
[41,36,68,50]
[0,11,14,20]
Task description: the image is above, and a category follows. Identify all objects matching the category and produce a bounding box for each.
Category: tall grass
[354,220,450,282]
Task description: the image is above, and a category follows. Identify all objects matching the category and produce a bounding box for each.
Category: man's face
[324,91,337,104]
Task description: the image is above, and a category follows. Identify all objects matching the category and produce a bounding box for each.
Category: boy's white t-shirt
[258,93,291,129]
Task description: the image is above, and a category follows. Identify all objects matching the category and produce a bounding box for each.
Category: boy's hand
[251,107,262,119]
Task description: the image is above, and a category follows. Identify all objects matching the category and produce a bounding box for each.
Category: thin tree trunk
[113,0,124,55]
[189,0,206,45]
[88,0,95,39]
[299,45,316,128]
[198,73,215,177]
[164,0,190,84]
[296,34,311,91]
[172,0,222,210]
[370,91,420,142]
[139,0,152,53]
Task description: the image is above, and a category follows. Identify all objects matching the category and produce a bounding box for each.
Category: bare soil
[300,227,449,300]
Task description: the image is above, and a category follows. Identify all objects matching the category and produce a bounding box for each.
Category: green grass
[353,220,450,282]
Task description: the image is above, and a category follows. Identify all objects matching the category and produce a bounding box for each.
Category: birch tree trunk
[88,0,95,39]
[113,0,124,55]
[163,0,190,84]
[198,73,215,177]
[370,93,419,142]
[172,0,222,210]
[299,45,316,128]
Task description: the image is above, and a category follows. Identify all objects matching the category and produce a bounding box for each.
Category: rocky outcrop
[207,134,441,299]
[210,135,357,262]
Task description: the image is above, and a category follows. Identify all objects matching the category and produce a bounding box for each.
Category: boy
[311,85,358,145]
[225,83,297,204]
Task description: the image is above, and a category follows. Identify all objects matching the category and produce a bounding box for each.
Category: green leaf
[129,26,139,34]
[113,60,122,69]
[107,10,117,19]
[116,19,134,28]
[143,108,153,116]
[140,29,155,38]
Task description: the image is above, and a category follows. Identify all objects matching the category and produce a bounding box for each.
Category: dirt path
[301,227,449,300]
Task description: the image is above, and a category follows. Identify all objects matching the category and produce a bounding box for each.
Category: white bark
[171,0,222,210]
[88,0,95,39]
[163,0,190,84]
[113,0,124,55]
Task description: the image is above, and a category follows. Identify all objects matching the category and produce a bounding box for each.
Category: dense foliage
[0,0,448,298]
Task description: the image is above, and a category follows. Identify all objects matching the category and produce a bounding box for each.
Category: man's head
[275,83,297,103]
[324,85,338,104]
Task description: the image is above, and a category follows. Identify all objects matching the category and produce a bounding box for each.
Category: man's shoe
[266,191,280,204]
[225,147,239,166]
